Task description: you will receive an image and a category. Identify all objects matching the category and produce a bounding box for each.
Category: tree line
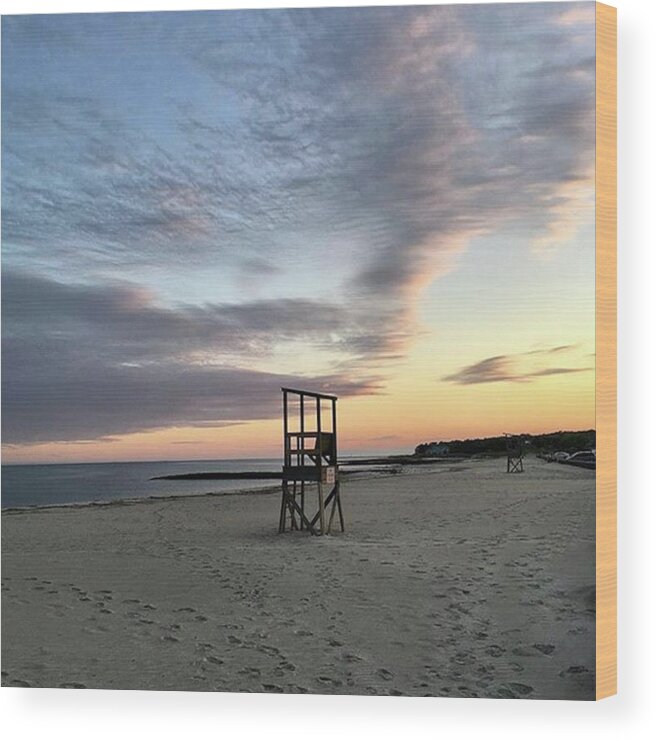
[414,430,596,456]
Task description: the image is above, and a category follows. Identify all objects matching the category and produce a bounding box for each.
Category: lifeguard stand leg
[317,482,326,534]
[278,484,287,532]
[336,483,345,531]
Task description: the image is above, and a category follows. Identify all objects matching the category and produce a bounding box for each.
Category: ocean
[0,459,283,509]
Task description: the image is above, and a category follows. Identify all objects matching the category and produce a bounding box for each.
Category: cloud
[3,6,595,287]
[529,367,589,378]
[554,4,596,28]
[524,344,579,356]
[442,348,592,385]
[547,344,579,354]
[2,268,356,353]
[239,258,282,277]
[1,269,382,444]
[2,357,376,445]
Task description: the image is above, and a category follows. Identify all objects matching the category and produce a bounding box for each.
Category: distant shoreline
[150,462,412,481]
[1,463,409,514]
[2,453,593,513]
[150,456,462,481]
[151,471,281,481]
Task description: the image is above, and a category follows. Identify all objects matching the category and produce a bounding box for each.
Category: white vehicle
[553,451,570,462]
[566,451,596,464]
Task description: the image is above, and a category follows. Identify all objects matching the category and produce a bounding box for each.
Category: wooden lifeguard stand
[505,433,525,473]
[278,387,344,536]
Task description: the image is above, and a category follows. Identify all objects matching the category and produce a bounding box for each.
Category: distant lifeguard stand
[278,387,344,536]
[505,433,525,473]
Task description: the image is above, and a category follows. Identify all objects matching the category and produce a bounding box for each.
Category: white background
[0,0,654,737]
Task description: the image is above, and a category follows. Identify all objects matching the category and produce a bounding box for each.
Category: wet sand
[1,457,595,698]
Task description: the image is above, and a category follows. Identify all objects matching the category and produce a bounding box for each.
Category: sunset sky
[2,3,596,464]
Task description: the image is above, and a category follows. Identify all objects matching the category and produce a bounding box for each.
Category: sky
[1,3,597,464]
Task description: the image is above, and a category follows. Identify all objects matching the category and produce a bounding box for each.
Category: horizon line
[1,428,596,467]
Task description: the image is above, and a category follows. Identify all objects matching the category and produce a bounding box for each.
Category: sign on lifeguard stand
[278,388,344,535]
[322,466,336,485]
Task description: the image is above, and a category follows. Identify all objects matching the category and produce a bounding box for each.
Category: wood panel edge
[595,0,617,701]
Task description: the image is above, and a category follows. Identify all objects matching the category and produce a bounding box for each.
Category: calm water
[0,459,282,509]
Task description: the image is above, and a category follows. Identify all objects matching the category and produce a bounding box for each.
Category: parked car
[553,451,570,462]
[566,451,596,463]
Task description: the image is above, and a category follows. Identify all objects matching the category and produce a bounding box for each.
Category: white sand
[1,458,595,699]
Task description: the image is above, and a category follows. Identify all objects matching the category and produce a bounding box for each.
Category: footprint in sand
[457,686,479,698]
[317,676,342,687]
[256,644,280,657]
[559,665,589,677]
[495,682,534,698]
[512,645,542,657]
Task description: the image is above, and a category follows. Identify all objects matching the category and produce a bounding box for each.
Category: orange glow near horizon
[2,267,596,465]
[2,350,595,465]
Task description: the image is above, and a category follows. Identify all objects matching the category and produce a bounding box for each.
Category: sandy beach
[1,458,595,699]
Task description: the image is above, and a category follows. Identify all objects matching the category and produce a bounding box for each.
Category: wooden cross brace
[278,481,344,536]
[507,456,524,473]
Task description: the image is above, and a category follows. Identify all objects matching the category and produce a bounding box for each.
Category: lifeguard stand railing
[278,387,344,535]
